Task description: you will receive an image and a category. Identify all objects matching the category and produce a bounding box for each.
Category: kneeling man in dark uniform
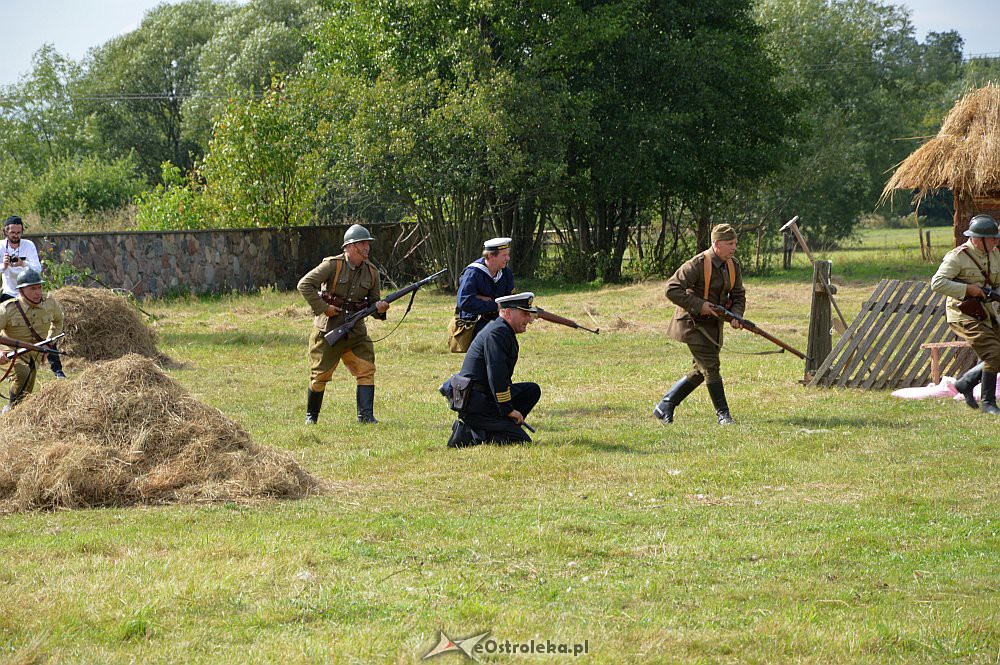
[445,292,541,447]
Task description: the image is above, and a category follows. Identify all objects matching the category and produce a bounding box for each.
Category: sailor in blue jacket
[447,292,541,447]
[455,237,515,338]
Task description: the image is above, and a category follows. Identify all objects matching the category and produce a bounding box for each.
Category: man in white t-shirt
[1,215,65,379]
[1,216,41,301]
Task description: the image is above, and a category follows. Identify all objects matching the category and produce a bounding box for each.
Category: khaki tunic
[665,249,746,384]
[0,294,64,401]
[297,255,384,391]
[931,240,1000,370]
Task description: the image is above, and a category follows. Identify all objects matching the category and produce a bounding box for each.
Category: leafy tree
[199,83,324,228]
[134,162,209,230]
[26,154,145,222]
[79,0,235,180]
[755,0,924,244]
[183,0,322,147]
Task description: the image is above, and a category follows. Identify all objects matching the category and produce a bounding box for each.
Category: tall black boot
[954,362,983,409]
[980,371,1000,415]
[305,389,324,425]
[652,377,700,424]
[447,419,478,448]
[357,385,378,424]
[707,382,736,425]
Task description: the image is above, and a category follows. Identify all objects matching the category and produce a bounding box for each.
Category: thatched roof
[882,83,1000,203]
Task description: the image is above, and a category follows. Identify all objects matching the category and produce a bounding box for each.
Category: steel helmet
[342,224,375,247]
[16,268,43,289]
[964,214,1000,238]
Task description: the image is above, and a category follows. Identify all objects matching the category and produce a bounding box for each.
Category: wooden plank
[896,315,953,388]
[809,279,892,387]
[869,284,941,390]
[837,280,913,387]
[859,282,932,389]
[815,279,896,387]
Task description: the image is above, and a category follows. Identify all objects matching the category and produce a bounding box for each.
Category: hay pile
[0,354,322,512]
[883,83,1000,201]
[49,286,165,365]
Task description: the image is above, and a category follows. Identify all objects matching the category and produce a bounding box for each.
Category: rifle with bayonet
[708,304,807,360]
[535,308,599,335]
[1,333,66,360]
[324,269,448,347]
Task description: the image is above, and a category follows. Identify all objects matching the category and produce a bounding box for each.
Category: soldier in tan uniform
[930,214,1000,415]
[0,269,64,413]
[297,224,390,425]
[653,224,746,425]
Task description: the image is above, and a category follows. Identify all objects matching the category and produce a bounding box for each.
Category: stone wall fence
[29,223,424,299]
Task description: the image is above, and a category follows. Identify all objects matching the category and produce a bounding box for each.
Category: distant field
[0,267,995,663]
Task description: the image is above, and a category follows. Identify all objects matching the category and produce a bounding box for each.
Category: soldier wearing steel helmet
[297,224,390,425]
[0,269,64,413]
[931,214,1000,415]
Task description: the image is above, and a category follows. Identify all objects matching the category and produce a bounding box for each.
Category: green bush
[27,155,146,222]
[134,162,210,230]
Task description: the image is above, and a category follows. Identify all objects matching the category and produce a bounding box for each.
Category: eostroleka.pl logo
[422,631,589,661]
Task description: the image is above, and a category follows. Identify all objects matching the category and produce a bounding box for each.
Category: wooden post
[782,231,793,270]
[925,230,931,257]
[806,260,834,380]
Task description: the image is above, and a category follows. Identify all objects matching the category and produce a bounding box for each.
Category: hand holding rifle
[0,333,66,364]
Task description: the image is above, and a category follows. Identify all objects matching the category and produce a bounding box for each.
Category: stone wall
[29,224,422,298]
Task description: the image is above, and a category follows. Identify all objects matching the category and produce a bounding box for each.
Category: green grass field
[0,242,997,664]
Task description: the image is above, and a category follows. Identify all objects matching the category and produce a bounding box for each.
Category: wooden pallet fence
[808,279,978,389]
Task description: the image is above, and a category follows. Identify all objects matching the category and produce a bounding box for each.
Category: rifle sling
[14,300,45,343]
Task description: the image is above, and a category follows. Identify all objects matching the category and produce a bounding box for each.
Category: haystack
[49,286,166,365]
[0,354,322,512]
[882,83,1000,244]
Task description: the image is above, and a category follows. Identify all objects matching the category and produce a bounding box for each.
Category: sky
[1,0,998,88]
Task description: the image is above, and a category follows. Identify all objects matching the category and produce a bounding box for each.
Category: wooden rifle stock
[535,308,599,334]
[709,305,806,360]
[324,268,448,347]
[1,333,66,360]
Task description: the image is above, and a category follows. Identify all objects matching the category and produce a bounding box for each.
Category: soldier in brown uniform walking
[297,224,390,425]
[0,269,64,413]
[653,223,746,425]
[930,214,1000,415]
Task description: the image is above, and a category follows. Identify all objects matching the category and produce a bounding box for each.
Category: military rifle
[324,269,448,347]
[708,305,807,360]
[1,333,66,360]
[957,285,1000,321]
[535,308,599,335]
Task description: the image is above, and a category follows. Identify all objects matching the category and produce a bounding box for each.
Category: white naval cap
[496,292,537,312]
[483,237,512,251]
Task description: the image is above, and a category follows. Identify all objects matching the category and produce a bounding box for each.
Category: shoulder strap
[702,252,711,300]
[14,300,44,342]
[702,253,737,301]
[960,246,994,287]
[330,256,344,290]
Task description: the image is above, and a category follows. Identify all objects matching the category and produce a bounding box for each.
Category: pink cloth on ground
[891,377,958,399]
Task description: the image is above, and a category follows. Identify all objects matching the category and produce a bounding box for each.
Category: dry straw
[0,354,323,512]
[49,286,167,365]
[882,83,1000,203]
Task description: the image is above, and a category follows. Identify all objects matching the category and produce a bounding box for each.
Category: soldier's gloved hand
[508,409,524,425]
[324,304,342,317]
[375,300,389,314]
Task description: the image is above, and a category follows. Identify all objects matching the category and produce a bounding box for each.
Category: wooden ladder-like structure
[809,279,978,390]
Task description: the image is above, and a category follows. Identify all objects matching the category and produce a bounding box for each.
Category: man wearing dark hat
[931,214,1000,415]
[445,292,541,447]
[297,224,390,425]
[653,223,746,425]
[454,237,516,340]
[0,269,64,413]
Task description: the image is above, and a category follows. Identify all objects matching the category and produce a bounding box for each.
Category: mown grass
[0,247,996,663]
